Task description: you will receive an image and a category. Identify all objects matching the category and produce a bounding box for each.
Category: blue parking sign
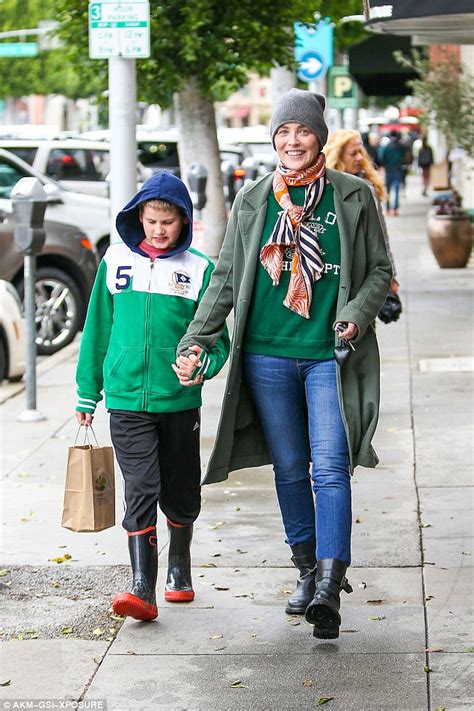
[294,19,334,83]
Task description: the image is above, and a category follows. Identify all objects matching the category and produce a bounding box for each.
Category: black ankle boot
[304,558,353,639]
[164,519,195,602]
[285,539,316,615]
[112,527,158,621]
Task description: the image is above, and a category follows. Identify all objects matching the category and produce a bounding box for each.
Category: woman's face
[274,123,320,171]
[341,136,364,175]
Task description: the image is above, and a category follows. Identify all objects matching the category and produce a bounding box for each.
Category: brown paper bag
[61,427,115,532]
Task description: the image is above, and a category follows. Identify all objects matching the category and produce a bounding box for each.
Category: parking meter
[221,161,236,208]
[242,157,259,182]
[11,177,48,422]
[11,177,47,255]
[188,162,208,211]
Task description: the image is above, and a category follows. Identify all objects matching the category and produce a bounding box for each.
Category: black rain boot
[285,539,316,615]
[164,519,195,602]
[112,527,158,621]
[304,558,353,639]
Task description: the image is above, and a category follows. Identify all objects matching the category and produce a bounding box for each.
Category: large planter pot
[427,210,473,268]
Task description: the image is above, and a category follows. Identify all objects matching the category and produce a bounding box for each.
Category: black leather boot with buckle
[304,558,353,639]
[164,519,195,602]
[112,527,158,621]
[285,539,316,615]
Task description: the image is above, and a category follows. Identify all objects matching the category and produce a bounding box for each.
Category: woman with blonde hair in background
[324,129,399,295]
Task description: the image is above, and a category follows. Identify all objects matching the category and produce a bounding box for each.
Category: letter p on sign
[334,76,352,98]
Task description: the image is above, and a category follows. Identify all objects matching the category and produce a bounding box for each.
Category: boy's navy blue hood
[116,171,194,258]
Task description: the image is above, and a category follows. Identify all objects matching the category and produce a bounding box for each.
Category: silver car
[0,149,98,355]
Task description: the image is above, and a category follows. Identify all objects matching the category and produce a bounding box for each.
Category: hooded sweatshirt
[75,171,229,415]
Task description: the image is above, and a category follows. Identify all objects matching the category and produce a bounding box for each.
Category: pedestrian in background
[324,128,399,295]
[417,137,434,196]
[174,89,392,640]
[75,171,229,622]
[378,130,406,215]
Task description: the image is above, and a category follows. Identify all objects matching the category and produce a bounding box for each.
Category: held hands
[172,345,204,387]
[75,411,94,427]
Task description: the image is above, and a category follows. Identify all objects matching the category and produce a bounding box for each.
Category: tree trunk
[174,77,228,259]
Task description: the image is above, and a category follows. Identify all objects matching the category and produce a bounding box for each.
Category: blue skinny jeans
[243,353,352,565]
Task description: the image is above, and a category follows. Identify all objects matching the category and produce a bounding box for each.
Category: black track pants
[109,409,201,532]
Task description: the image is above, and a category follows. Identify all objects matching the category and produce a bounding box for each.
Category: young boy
[75,171,229,621]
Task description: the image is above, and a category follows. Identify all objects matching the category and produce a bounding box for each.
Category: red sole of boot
[112,593,158,621]
[164,590,195,602]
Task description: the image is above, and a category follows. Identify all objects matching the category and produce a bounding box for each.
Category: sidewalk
[1,176,472,710]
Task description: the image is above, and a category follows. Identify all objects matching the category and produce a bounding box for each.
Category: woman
[175,89,392,640]
[324,128,398,294]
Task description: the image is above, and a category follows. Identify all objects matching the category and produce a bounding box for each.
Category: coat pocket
[105,347,145,393]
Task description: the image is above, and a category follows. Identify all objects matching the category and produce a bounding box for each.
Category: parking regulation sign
[89,1,150,59]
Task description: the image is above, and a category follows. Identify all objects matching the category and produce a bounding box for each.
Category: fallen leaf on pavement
[425,647,444,653]
[62,626,73,635]
[358,582,367,589]
[230,680,248,688]
[318,697,334,705]
[92,628,104,637]
[126,650,136,655]
[340,629,359,633]
[366,599,386,604]
[49,554,72,564]
[424,666,432,673]
[210,633,223,640]
[0,680,11,687]
[209,521,225,530]
[21,511,35,522]
[303,679,313,687]
[215,586,230,591]
[368,616,386,621]
[199,563,217,568]
[109,613,125,622]
[286,618,300,626]
[0,569,10,577]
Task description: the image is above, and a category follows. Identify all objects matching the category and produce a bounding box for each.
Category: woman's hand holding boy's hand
[172,345,204,387]
[76,411,94,427]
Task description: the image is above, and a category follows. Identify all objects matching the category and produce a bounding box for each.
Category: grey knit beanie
[270,88,328,150]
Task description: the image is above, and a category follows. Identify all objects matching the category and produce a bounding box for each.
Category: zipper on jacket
[143,260,154,410]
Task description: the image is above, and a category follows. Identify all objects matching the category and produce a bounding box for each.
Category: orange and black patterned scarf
[260,153,326,319]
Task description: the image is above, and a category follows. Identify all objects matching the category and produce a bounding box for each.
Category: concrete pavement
[0,176,472,710]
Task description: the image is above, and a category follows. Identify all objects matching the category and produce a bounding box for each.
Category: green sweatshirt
[76,243,229,415]
[243,182,341,360]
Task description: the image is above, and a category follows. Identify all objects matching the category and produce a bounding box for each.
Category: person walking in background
[417,137,434,196]
[74,171,229,622]
[174,89,392,640]
[378,130,406,215]
[324,129,399,295]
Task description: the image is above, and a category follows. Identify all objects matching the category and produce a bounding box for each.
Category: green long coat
[178,169,392,484]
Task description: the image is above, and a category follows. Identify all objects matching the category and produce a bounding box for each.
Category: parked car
[0,279,26,382]
[0,151,98,355]
[0,148,111,258]
[0,139,152,198]
[80,128,248,205]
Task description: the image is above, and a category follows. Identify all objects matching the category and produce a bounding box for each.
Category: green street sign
[0,42,39,58]
[328,66,359,109]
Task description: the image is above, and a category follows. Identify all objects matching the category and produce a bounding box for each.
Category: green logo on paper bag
[95,476,106,492]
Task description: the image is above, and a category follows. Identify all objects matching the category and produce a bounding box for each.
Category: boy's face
[139,205,187,251]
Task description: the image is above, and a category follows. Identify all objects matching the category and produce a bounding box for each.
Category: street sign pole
[109,56,137,244]
[88,1,150,242]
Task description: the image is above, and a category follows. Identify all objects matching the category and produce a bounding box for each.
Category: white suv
[0,139,151,198]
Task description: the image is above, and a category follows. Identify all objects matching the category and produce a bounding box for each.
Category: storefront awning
[364,0,474,44]
[349,34,418,96]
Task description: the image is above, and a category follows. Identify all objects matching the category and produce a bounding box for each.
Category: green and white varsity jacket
[76,243,229,415]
